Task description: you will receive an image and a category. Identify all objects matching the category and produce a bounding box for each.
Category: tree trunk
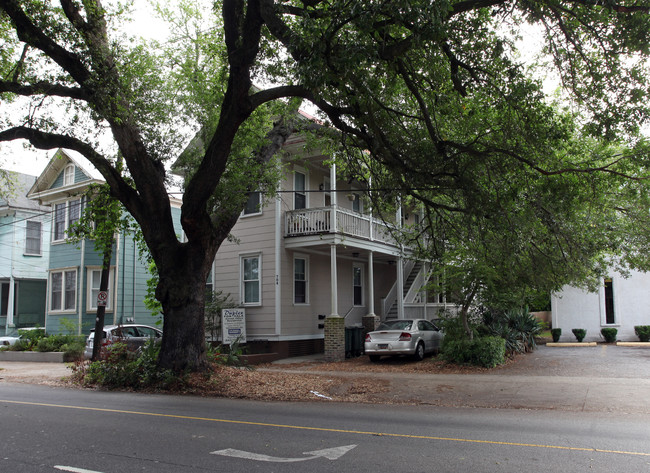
[91,243,113,361]
[460,284,478,341]
[155,249,214,372]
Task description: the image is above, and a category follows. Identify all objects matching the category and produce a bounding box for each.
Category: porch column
[274,194,282,335]
[330,162,337,207]
[330,243,339,316]
[397,256,404,319]
[367,251,375,316]
[6,275,15,328]
[330,162,337,233]
[368,176,373,241]
[325,242,344,362]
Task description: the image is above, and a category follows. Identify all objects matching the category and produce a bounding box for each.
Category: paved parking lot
[496,344,650,378]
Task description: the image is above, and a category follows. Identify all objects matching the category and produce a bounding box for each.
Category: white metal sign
[96,291,108,307]
[222,308,246,345]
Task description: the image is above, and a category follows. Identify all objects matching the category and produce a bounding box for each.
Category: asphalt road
[2,383,650,472]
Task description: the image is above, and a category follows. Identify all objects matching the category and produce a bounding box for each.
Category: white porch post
[330,162,337,233]
[330,243,339,316]
[6,275,15,328]
[368,176,373,241]
[367,251,375,316]
[274,194,282,335]
[396,198,405,319]
[397,256,404,319]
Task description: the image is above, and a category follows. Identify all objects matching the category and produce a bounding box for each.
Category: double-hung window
[353,265,363,306]
[294,171,306,210]
[243,191,261,216]
[242,254,261,305]
[53,199,82,241]
[294,256,308,304]
[50,269,77,312]
[87,268,114,311]
[25,221,42,255]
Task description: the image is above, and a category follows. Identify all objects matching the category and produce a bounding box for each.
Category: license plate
[378,344,388,349]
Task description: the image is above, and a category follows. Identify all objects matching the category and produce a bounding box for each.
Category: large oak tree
[1,0,648,370]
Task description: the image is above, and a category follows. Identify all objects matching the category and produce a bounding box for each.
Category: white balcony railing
[285,206,397,246]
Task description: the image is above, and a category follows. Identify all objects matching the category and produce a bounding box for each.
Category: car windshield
[377,320,413,331]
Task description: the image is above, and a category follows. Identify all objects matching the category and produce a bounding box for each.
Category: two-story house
[0,171,50,336]
[208,130,452,357]
[27,149,182,335]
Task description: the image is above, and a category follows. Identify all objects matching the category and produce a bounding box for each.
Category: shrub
[207,336,249,368]
[442,336,506,368]
[35,334,83,352]
[572,328,587,342]
[8,327,47,351]
[634,325,650,342]
[480,307,543,354]
[80,340,182,389]
[600,328,617,343]
[551,328,562,343]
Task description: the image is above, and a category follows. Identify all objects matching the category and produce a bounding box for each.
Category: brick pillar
[362,314,381,335]
[324,316,345,362]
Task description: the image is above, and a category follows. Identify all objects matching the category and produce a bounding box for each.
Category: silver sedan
[364,319,443,362]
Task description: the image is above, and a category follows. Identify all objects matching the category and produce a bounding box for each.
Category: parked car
[364,319,444,362]
[84,324,162,359]
[0,327,44,347]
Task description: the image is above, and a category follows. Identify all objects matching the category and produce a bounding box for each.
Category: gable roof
[0,170,49,213]
[27,148,105,202]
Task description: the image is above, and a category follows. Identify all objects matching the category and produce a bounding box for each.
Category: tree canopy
[0,0,649,370]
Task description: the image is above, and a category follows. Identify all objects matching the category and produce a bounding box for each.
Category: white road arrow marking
[211,444,357,463]
[54,467,105,473]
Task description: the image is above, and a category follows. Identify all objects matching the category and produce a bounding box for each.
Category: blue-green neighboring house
[27,149,182,335]
[0,171,50,336]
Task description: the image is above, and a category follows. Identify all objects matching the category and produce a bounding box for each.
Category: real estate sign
[222,308,246,345]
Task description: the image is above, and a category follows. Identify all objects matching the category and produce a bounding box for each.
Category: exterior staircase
[384,260,427,320]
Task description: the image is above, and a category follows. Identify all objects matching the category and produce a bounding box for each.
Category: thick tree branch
[0,80,89,100]
[0,126,142,210]
[0,0,91,85]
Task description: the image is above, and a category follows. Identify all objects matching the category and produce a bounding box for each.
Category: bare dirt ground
[0,355,492,404]
[3,345,650,406]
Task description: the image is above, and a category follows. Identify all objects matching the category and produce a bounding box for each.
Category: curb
[0,351,65,362]
[616,342,650,347]
[546,342,598,347]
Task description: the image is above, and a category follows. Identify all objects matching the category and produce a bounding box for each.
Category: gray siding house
[209,131,449,357]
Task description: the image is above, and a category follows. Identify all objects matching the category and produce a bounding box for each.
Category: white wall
[552,269,650,342]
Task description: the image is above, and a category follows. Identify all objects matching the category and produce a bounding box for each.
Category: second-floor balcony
[285,206,399,247]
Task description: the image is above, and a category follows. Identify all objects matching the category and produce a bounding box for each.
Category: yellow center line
[2,399,649,457]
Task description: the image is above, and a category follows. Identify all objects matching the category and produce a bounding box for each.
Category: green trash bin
[345,327,364,358]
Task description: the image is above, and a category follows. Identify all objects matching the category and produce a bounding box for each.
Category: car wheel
[369,355,381,362]
[413,342,425,361]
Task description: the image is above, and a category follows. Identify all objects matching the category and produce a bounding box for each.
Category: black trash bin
[345,327,364,358]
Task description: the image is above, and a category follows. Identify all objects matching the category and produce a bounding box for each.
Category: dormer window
[63,164,75,186]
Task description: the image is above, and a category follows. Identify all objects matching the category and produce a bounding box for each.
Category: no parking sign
[97,291,108,307]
